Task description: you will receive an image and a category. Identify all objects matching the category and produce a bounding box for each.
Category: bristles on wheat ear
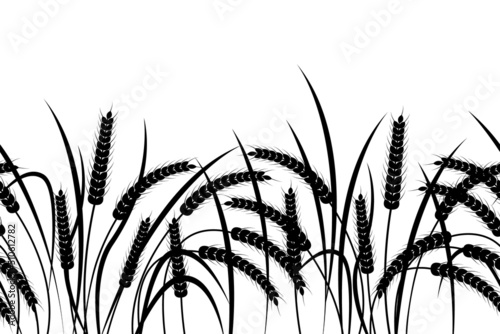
[0,258,37,311]
[55,189,74,270]
[383,114,407,210]
[199,245,280,305]
[88,110,115,205]
[119,217,151,288]
[248,148,333,204]
[179,170,271,216]
[113,161,197,220]
[355,194,374,274]
[376,231,451,298]
[230,227,307,294]
[431,263,500,312]
[0,297,12,324]
[0,161,17,174]
[169,217,188,298]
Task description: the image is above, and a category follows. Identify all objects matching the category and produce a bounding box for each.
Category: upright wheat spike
[55,190,74,270]
[383,114,407,210]
[0,258,37,311]
[179,171,271,216]
[119,217,151,288]
[376,231,451,298]
[431,263,500,311]
[199,245,280,305]
[88,110,115,205]
[355,194,374,274]
[0,297,12,323]
[230,227,306,294]
[248,148,333,204]
[169,217,188,298]
[113,161,197,220]
[0,179,19,213]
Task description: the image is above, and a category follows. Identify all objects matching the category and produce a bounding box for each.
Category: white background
[1,0,500,333]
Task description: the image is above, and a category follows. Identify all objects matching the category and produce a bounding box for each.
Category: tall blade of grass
[338,115,384,331]
[201,163,234,334]
[233,133,270,334]
[421,167,455,334]
[287,123,330,330]
[392,142,463,334]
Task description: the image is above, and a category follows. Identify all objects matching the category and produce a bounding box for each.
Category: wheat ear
[230,227,306,294]
[88,110,115,205]
[199,245,280,305]
[376,231,451,298]
[179,171,271,216]
[119,217,151,288]
[169,217,188,298]
[355,194,374,274]
[55,189,74,270]
[113,161,196,220]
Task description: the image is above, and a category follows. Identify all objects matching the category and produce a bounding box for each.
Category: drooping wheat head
[199,245,280,305]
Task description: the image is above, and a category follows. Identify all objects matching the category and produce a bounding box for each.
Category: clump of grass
[88,110,115,206]
[55,189,74,270]
[119,217,151,288]
[199,245,280,305]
